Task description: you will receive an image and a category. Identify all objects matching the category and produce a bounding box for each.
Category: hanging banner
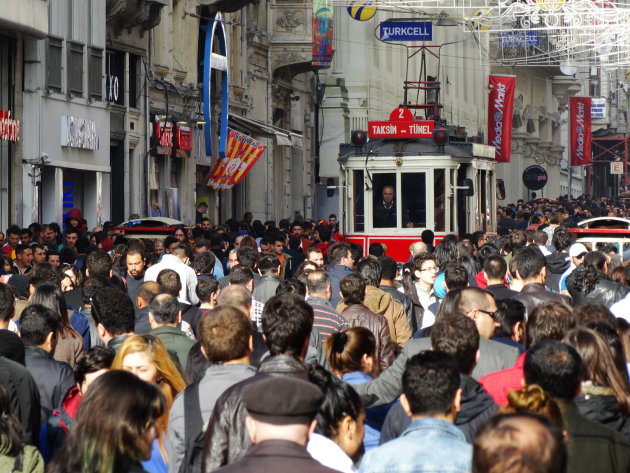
[570,96,592,167]
[487,74,516,163]
[205,128,267,190]
[313,0,333,66]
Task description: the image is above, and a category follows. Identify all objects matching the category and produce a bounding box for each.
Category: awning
[229,114,302,147]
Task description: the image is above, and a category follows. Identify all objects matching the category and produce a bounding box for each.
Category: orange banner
[205,128,267,190]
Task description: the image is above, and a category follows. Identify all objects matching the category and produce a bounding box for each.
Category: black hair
[86,249,112,278]
[368,243,385,257]
[5,224,20,236]
[149,294,180,325]
[91,287,135,336]
[0,384,23,456]
[513,246,546,280]
[0,283,15,322]
[357,257,382,287]
[431,313,479,375]
[524,340,582,401]
[444,263,468,291]
[340,273,366,305]
[308,364,363,439]
[434,237,458,270]
[328,243,351,266]
[379,256,398,281]
[196,278,219,303]
[275,278,306,298]
[477,243,500,268]
[15,244,31,257]
[74,346,115,386]
[493,299,526,339]
[236,246,258,269]
[402,351,460,416]
[191,251,215,276]
[262,293,313,357]
[484,254,508,280]
[317,226,332,242]
[229,265,254,286]
[82,276,112,305]
[19,304,60,346]
[258,254,280,274]
[551,228,575,252]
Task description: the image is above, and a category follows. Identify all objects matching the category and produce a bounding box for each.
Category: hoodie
[64,208,88,237]
[379,373,498,444]
[545,251,571,292]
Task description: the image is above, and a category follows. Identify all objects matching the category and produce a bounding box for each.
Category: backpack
[177,381,205,473]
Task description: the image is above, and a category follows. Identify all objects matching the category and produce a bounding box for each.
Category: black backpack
[177,381,205,473]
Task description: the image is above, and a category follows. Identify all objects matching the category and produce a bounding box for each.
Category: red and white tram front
[338,139,497,262]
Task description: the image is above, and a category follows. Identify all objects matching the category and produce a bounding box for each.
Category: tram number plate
[368,120,434,138]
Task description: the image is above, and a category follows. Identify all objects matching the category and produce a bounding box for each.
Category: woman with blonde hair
[503,384,564,431]
[112,335,186,473]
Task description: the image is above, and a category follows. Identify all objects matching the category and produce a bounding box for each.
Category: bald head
[473,413,566,473]
[137,281,161,309]
[410,241,428,257]
[217,285,252,315]
[305,270,331,298]
[456,287,495,314]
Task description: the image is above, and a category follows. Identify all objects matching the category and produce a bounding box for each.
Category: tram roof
[338,138,493,162]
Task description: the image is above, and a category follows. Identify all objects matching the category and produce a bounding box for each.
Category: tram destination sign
[368,120,434,138]
[379,21,432,42]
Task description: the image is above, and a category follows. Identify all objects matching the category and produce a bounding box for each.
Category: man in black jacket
[20,304,75,422]
[524,340,630,473]
[0,355,40,445]
[202,294,314,471]
[380,313,497,443]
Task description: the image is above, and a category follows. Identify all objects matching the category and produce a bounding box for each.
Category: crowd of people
[2,203,630,473]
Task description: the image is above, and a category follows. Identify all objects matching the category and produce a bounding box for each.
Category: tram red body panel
[344,233,446,262]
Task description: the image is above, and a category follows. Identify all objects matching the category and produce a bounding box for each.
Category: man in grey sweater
[168,305,255,473]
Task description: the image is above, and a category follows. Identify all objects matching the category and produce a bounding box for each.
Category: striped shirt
[306,296,350,339]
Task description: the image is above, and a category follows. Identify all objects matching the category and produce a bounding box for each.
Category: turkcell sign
[379,21,432,42]
[368,120,434,138]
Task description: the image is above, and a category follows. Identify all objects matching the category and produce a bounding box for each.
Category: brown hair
[574,304,616,327]
[325,327,376,375]
[197,305,252,362]
[156,269,181,297]
[564,327,630,415]
[526,302,576,349]
[504,384,563,430]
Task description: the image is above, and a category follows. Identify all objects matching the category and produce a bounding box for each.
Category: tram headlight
[351,130,367,146]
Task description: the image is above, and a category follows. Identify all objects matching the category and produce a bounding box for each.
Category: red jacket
[478,353,526,407]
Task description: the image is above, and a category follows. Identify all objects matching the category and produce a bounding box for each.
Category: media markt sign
[379,21,432,42]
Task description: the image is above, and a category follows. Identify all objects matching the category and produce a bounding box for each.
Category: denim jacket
[358,418,472,473]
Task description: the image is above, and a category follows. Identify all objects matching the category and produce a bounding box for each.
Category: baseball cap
[568,243,588,258]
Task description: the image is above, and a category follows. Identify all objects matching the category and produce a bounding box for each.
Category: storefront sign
[368,107,434,138]
[174,125,192,158]
[0,110,20,142]
[202,12,229,158]
[611,162,623,175]
[153,119,173,156]
[60,116,99,150]
[205,128,267,190]
[522,165,548,190]
[487,74,516,162]
[591,97,607,119]
[570,96,592,167]
[379,21,432,42]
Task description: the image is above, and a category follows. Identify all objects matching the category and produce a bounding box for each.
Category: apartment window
[47,38,63,93]
[88,47,103,100]
[129,53,140,108]
[106,49,125,106]
[67,41,84,96]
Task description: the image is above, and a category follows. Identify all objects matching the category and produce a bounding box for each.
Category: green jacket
[150,325,196,371]
[560,400,630,473]
[0,445,44,473]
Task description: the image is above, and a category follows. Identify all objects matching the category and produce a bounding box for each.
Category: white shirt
[611,293,630,323]
[144,254,199,305]
[307,433,356,473]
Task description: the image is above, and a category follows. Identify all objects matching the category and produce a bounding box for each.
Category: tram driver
[374,185,396,228]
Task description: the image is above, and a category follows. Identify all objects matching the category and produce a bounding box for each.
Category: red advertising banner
[487,74,516,163]
[205,128,267,190]
[570,96,592,167]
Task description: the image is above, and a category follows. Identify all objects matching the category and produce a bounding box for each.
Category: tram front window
[402,172,426,228]
[372,172,426,229]
[373,174,397,228]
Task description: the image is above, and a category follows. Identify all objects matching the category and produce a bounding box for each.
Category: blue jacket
[358,418,472,473]
[327,265,353,309]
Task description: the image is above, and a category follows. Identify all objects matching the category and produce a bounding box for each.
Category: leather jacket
[567,273,628,308]
[202,355,309,472]
[340,304,395,373]
[512,283,572,318]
